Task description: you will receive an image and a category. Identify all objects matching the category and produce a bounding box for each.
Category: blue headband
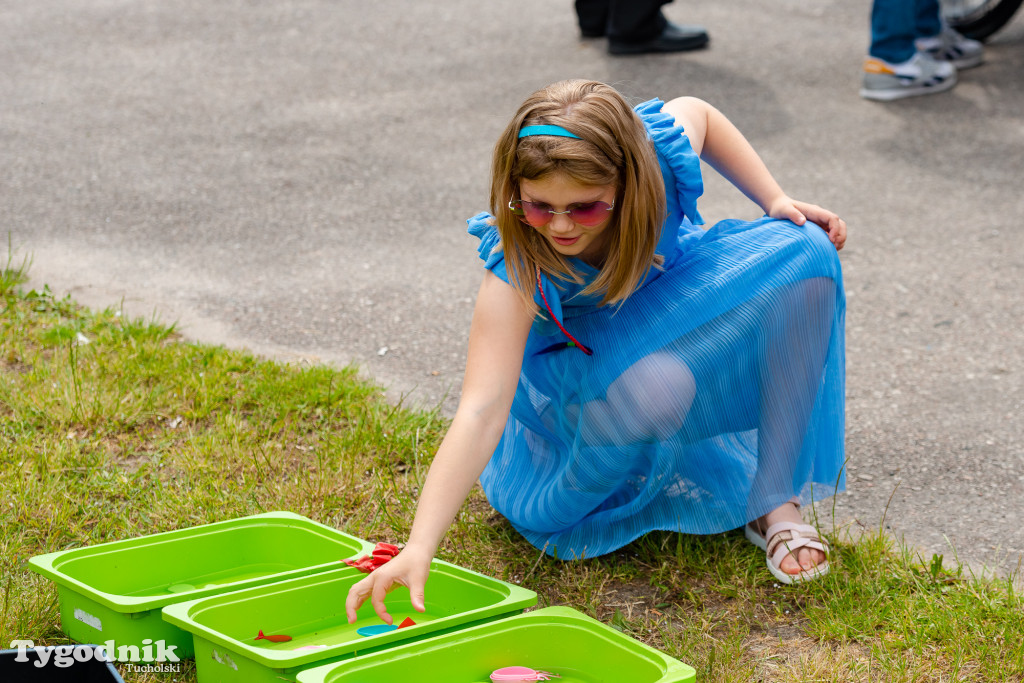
[518,125,581,140]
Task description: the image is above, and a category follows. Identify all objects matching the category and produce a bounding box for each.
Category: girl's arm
[345,269,534,624]
[662,97,846,250]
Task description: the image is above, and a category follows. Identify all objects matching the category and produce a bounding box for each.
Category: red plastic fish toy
[254,629,292,643]
[397,617,416,629]
[343,542,401,573]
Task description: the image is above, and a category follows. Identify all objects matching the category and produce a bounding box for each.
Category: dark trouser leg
[606,0,670,43]
[575,0,610,37]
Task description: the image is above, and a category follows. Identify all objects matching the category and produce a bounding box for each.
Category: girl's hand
[344,546,431,625]
[766,196,847,251]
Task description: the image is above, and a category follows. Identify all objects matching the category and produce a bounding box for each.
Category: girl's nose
[549,211,575,233]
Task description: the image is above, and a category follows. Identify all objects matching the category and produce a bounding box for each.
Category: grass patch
[2,260,1023,681]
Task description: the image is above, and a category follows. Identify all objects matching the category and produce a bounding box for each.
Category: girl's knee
[606,353,696,441]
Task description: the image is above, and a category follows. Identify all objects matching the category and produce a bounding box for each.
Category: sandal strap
[765,522,830,567]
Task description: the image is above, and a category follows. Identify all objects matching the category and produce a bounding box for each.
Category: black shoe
[608,22,709,55]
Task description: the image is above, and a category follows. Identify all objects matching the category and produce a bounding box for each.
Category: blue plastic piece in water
[356,624,398,637]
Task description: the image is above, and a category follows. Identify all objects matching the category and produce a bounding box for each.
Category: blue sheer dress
[467,99,846,559]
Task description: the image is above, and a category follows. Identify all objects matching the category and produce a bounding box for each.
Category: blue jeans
[870,0,943,63]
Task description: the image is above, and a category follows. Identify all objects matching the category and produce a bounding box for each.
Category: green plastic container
[295,606,696,683]
[28,511,375,659]
[161,561,537,683]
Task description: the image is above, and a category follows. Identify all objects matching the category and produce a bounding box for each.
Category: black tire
[941,0,1024,41]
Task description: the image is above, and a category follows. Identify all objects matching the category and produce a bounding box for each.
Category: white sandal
[745,519,830,585]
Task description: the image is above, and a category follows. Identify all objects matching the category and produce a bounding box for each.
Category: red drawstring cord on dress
[536,266,593,356]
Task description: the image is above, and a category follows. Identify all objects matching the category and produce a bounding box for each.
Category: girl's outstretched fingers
[369,574,396,625]
[344,551,430,625]
[409,582,426,613]
[345,571,397,625]
[345,573,386,624]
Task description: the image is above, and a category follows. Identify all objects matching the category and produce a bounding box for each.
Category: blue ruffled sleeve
[634,98,705,233]
[467,211,508,280]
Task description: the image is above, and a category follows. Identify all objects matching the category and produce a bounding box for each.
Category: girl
[346,79,846,625]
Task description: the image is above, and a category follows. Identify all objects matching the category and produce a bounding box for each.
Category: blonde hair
[489,79,666,314]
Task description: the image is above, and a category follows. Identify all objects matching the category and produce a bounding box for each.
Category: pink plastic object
[490,667,560,681]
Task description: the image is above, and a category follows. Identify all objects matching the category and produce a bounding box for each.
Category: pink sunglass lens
[569,202,610,224]
[520,203,551,226]
[519,201,611,226]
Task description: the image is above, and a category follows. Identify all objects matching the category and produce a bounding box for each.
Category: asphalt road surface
[5,0,1023,581]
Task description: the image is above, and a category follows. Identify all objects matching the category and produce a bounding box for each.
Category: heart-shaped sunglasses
[509,198,615,228]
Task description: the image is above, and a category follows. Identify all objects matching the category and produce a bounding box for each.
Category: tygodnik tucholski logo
[9,639,182,674]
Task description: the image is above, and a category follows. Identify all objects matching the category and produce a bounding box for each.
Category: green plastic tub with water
[295,606,696,683]
[161,561,537,683]
[28,511,375,658]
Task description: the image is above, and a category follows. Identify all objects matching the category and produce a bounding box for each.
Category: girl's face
[518,173,617,267]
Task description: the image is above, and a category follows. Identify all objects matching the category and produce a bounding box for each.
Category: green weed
[1,271,1022,682]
